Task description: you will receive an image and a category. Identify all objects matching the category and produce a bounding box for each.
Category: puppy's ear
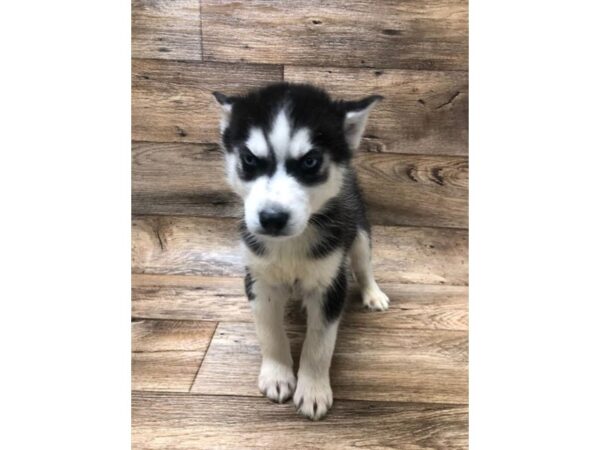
[340,95,383,151]
[213,91,235,130]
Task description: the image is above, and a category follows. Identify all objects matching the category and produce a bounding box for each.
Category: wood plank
[191,322,467,404]
[132,319,216,392]
[132,59,282,143]
[132,275,251,322]
[132,352,204,393]
[132,0,201,60]
[133,392,468,449]
[131,216,243,277]
[201,0,468,71]
[132,63,468,156]
[132,216,468,285]
[133,319,217,351]
[132,274,468,331]
[355,152,468,227]
[285,66,468,156]
[132,142,468,228]
[132,142,241,218]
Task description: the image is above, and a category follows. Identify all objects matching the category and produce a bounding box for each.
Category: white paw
[362,285,390,311]
[258,359,296,403]
[293,376,333,420]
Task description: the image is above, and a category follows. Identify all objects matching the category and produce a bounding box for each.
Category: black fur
[218,83,378,321]
[244,268,256,301]
[239,222,266,256]
[237,146,275,181]
[308,170,369,259]
[284,149,329,186]
[217,83,357,163]
[323,265,348,322]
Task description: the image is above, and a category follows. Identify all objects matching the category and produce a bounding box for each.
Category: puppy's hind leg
[247,271,296,403]
[350,229,390,311]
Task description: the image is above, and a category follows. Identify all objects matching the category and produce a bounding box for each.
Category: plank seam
[132,56,285,72]
[132,349,207,354]
[204,58,469,72]
[189,322,219,392]
[132,390,468,408]
[130,139,469,160]
[130,314,467,333]
[282,63,469,75]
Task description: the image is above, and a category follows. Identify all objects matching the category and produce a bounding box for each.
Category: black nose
[259,208,289,235]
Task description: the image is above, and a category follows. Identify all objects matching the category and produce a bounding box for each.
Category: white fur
[294,296,339,420]
[288,127,312,158]
[247,241,345,412]
[226,109,345,238]
[243,165,310,237]
[247,237,344,291]
[268,109,292,160]
[245,127,269,158]
[248,239,344,419]
[308,162,345,214]
[350,230,389,310]
[243,162,344,238]
[218,103,232,133]
[344,101,380,150]
[251,280,296,403]
[217,93,387,420]
[224,153,247,197]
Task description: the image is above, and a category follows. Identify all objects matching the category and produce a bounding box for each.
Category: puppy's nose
[259,208,289,234]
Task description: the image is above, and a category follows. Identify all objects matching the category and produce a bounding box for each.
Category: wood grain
[132,274,468,331]
[355,152,468,227]
[201,0,468,71]
[133,391,468,449]
[132,142,241,218]
[132,59,282,143]
[286,66,468,156]
[132,216,468,285]
[191,322,467,404]
[132,0,201,60]
[131,216,243,277]
[131,60,467,158]
[131,0,468,445]
[132,142,468,228]
[132,319,216,392]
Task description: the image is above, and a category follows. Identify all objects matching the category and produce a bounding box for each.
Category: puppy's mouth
[256,229,291,238]
[253,222,308,240]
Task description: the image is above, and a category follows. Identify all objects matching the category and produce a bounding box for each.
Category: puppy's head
[214,83,381,239]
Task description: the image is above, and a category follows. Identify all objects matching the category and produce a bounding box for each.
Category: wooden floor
[132,1,468,448]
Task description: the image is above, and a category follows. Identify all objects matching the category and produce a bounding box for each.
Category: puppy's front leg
[294,269,346,420]
[248,273,296,403]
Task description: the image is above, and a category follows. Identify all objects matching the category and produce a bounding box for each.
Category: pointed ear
[341,95,383,151]
[213,91,235,129]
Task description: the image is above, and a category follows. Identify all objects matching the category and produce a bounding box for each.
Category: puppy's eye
[301,151,322,171]
[241,149,257,166]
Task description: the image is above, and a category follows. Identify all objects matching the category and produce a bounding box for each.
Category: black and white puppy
[213,83,389,420]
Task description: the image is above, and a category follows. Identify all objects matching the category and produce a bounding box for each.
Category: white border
[1,1,131,448]
[471,0,600,448]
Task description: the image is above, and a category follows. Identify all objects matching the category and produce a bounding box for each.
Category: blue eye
[302,152,321,170]
[242,150,257,166]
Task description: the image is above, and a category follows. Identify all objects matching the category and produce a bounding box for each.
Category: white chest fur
[244,230,345,294]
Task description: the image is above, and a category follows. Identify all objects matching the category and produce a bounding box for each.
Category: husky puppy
[213,83,389,420]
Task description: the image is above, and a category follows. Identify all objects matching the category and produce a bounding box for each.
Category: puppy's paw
[258,359,296,403]
[293,376,333,420]
[362,285,390,311]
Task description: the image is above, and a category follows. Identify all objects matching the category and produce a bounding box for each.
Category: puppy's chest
[245,238,344,291]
